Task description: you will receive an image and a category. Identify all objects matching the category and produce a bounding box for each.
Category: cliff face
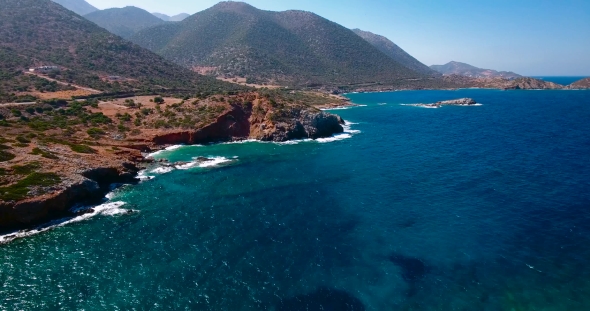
[153,99,344,145]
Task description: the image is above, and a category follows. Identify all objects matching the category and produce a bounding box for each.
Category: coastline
[0,93,348,239]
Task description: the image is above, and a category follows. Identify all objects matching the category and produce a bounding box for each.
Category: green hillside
[352,29,438,76]
[0,0,243,103]
[85,6,167,39]
[130,1,424,87]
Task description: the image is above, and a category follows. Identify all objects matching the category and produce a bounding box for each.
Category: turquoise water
[532,76,587,85]
[2,89,590,310]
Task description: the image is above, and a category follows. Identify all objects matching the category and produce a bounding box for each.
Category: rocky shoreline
[0,92,345,234]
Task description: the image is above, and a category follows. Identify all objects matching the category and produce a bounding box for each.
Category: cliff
[0,91,344,232]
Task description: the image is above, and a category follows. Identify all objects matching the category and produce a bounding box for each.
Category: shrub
[31,147,58,159]
[0,150,16,162]
[87,127,106,137]
[0,172,61,201]
[16,136,31,143]
[12,162,41,175]
[154,96,164,104]
[70,144,97,154]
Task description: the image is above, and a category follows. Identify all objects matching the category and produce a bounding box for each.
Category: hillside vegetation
[352,29,438,76]
[0,0,244,103]
[85,6,167,39]
[131,2,425,87]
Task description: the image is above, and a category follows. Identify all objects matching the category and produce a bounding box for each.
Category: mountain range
[85,6,167,39]
[352,29,439,76]
[129,2,424,87]
[0,0,240,99]
[431,61,522,79]
[51,0,97,15]
[152,12,191,22]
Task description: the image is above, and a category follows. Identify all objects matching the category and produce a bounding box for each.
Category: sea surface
[2,89,590,310]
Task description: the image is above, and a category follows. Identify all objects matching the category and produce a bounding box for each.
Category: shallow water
[1,89,590,310]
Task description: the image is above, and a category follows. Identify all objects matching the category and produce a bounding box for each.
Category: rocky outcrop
[437,98,477,106]
[0,166,138,231]
[153,101,344,145]
[505,77,563,90]
[442,75,564,90]
[567,77,590,89]
[403,98,479,108]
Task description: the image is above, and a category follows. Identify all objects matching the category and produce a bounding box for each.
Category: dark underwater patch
[389,252,429,296]
[276,287,365,311]
[388,253,428,282]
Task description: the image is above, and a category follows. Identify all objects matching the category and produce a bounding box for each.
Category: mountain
[431,61,522,79]
[0,0,242,102]
[85,6,167,39]
[152,12,191,22]
[568,77,590,89]
[130,1,423,87]
[51,0,97,15]
[352,29,439,76]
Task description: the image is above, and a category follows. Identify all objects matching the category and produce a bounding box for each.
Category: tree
[154,96,164,104]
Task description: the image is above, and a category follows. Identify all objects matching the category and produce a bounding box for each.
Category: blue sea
[2,89,590,310]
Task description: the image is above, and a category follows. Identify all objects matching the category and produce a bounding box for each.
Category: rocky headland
[0,92,344,232]
[442,75,565,90]
[567,77,590,89]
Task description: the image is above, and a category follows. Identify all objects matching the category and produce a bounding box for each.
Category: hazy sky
[85,0,590,76]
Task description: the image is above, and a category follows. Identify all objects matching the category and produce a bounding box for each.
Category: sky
[85,0,590,76]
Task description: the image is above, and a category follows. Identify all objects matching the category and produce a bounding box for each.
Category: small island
[402,98,479,108]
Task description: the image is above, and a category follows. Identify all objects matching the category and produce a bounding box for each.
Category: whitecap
[136,169,155,181]
[198,156,233,167]
[147,145,188,158]
[151,166,174,174]
[0,201,133,245]
[316,133,353,143]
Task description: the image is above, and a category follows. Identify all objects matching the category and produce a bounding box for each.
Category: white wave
[401,104,440,109]
[147,145,188,158]
[320,104,367,111]
[198,156,233,168]
[220,139,259,145]
[316,133,353,143]
[0,201,133,245]
[378,103,387,105]
[175,162,199,170]
[151,166,174,174]
[136,169,154,181]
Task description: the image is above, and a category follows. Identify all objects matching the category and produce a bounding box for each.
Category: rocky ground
[0,91,345,232]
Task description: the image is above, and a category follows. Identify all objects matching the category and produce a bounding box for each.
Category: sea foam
[0,201,132,245]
